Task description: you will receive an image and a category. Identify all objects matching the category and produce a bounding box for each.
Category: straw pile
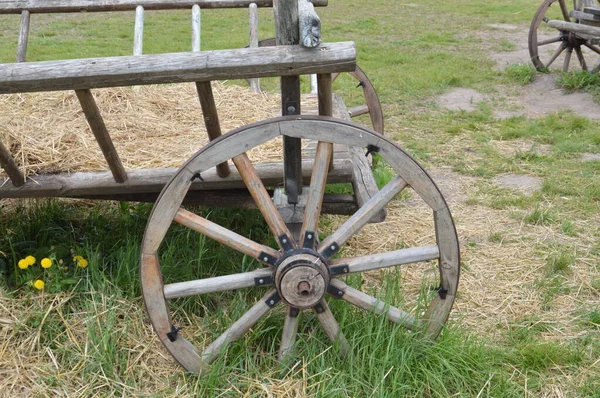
[0,82,285,178]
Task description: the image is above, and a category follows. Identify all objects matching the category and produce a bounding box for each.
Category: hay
[0,82,285,178]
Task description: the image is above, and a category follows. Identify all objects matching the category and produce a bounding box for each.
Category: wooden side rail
[0,0,327,14]
[0,42,356,94]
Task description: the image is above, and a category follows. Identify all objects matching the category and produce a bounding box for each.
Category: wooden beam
[16,10,30,62]
[195,81,231,178]
[75,89,128,183]
[191,4,201,52]
[0,140,25,187]
[0,0,328,14]
[0,158,354,198]
[133,5,144,56]
[0,42,356,94]
[248,3,260,92]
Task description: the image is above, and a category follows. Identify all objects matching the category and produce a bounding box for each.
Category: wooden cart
[0,0,460,372]
[529,0,600,72]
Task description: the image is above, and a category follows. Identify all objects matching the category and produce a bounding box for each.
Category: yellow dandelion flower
[77,258,89,268]
[41,258,52,269]
[33,280,44,290]
[25,255,36,265]
[73,255,83,262]
[18,259,29,270]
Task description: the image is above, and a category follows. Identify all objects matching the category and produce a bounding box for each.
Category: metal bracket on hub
[327,284,345,298]
[278,234,294,252]
[303,230,316,249]
[265,291,282,308]
[313,302,325,314]
[321,242,339,259]
[329,264,349,276]
[254,275,274,287]
[258,252,278,266]
[289,306,300,318]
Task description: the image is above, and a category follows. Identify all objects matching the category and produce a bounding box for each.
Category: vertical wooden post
[317,73,333,170]
[310,74,318,94]
[133,5,144,56]
[16,10,30,62]
[195,81,231,178]
[248,3,261,92]
[192,4,201,52]
[75,89,128,183]
[274,0,302,204]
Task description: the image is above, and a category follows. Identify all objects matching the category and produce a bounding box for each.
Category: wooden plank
[275,0,302,204]
[0,140,25,187]
[140,253,204,372]
[329,245,440,274]
[571,10,600,22]
[202,288,277,363]
[0,42,357,94]
[195,81,231,177]
[0,0,328,14]
[133,5,144,56]
[0,159,354,198]
[163,268,273,299]
[330,279,417,329]
[348,104,369,117]
[192,4,201,52]
[548,19,600,37]
[16,10,30,62]
[248,3,260,92]
[74,89,128,183]
[318,176,407,258]
[174,208,279,260]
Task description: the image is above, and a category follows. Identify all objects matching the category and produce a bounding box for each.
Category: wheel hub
[275,251,329,308]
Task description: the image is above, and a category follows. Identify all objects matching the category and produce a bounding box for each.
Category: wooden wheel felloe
[529,0,600,72]
[140,116,459,372]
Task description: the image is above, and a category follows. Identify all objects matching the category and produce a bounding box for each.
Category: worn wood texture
[140,253,204,372]
[0,42,356,94]
[195,81,231,177]
[298,0,321,47]
[174,208,279,260]
[330,279,417,329]
[202,289,277,363]
[319,176,407,257]
[313,300,351,357]
[248,2,260,92]
[16,10,30,62]
[0,0,328,14]
[233,153,296,248]
[74,89,128,183]
[330,245,440,275]
[163,268,273,299]
[191,4,201,51]
[548,19,600,36]
[278,307,300,361]
[0,140,25,187]
[133,5,144,55]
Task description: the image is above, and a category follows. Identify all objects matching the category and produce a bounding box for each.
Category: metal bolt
[282,238,287,244]
[307,234,313,239]
[287,105,296,113]
[338,290,343,296]
[330,245,336,250]
[269,300,275,305]
[258,279,264,284]
[263,257,268,261]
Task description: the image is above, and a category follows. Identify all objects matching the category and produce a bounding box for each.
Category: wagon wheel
[529,0,600,72]
[140,116,459,372]
[254,38,384,134]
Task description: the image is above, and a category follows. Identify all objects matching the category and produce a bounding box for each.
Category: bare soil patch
[493,173,542,195]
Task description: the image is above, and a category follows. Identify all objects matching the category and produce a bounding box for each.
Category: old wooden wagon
[0,0,459,372]
[529,0,600,72]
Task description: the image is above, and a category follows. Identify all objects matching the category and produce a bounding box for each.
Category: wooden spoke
[584,42,600,55]
[163,268,273,299]
[563,48,573,72]
[329,245,440,275]
[232,153,296,249]
[0,140,25,187]
[202,289,279,364]
[536,36,562,46]
[575,46,588,70]
[174,208,278,262]
[318,176,407,258]
[546,43,566,68]
[348,104,369,117]
[330,279,417,329]
[300,141,333,247]
[558,0,571,21]
[313,300,350,357]
[278,307,300,361]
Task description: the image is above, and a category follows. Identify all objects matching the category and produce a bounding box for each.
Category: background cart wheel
[529,0,600,72]
[140,116,459,372]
